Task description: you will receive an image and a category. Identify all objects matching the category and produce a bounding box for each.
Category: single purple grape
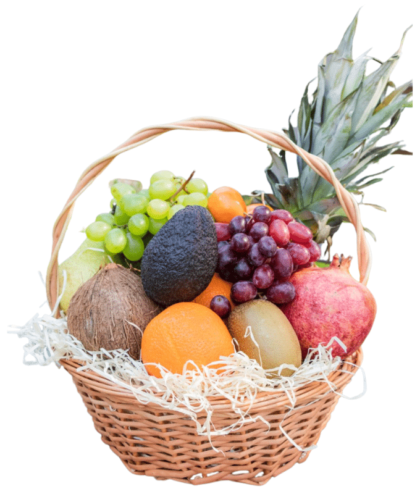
[218,246,238,271]
[288,221,313,244]
[287,242,310,266]
[231,233,251,253]
[306,240,321,262]
[258,236,277,257]
[219,265,237,282]
[229,216,247,235]
[215,223,231,242]
[248,243,266,267]
[271,248,293,280]
[269,209,294,224]
[234,258,253,280]
[253,205,271,224]
[266,281,296,304]
[252,264,275,289]
[249,222,269,241]
[231,281,258,303]
[210,295,231,318]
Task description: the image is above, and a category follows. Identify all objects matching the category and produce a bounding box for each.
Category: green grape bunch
[84,171,209,263]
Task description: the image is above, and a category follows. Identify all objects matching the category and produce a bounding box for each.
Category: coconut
[67,264,162,359]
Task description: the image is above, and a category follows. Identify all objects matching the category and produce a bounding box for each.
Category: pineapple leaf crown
[260,12,412,244]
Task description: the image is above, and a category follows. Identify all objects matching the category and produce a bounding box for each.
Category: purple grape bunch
[214,206,321,306]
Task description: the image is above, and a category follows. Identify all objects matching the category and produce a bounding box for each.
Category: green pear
[58,238,114,313]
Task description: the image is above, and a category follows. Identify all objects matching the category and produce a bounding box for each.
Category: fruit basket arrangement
[14,15,412,486]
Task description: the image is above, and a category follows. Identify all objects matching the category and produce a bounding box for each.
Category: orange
[208,186,247,223]
[194,273,235,309]
[247,203,273,214]
[141,302,235,377]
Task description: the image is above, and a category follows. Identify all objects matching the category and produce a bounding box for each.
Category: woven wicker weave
[46,118,371,485]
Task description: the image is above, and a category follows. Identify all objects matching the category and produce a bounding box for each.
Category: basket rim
[47,117,372,313]
[60,348,363,411]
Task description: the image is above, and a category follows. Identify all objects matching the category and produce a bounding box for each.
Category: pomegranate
[282,255,376,358]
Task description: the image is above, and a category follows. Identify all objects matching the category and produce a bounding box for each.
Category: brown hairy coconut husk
[67,264,162,359]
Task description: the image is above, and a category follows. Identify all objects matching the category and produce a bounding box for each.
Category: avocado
[141,206,218,306]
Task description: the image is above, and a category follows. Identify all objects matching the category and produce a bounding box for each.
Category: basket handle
[46,117,372,312]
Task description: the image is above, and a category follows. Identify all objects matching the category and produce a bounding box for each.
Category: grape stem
[169,170,196,201]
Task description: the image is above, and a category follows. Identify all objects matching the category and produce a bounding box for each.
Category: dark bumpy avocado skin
[141,206,218,306]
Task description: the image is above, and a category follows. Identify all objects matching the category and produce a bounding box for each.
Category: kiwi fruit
[228,300,302,377]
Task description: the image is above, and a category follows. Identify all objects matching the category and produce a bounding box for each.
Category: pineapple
[256,13,412,249]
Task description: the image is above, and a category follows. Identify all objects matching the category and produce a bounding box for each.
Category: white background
[1,1,418,492]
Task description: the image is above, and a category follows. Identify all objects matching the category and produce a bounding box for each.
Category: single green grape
[186,178,208,196]
[176,194,187,205]
[120,193,149,216]
[147,199,170,219]
[114,204,130,225]
[128,213,149,237]
[96,213,115,226]
[149,179,177,201]
[105,228,127,254]
[86,221,112,241]
[150,170,175,184]
[123,232,145,261]
[183,192,208,208]
[110,182,136,202]
[110,198,117,209]
[167,204,185,220]
[138,189,151,200]
[148,217,167,235]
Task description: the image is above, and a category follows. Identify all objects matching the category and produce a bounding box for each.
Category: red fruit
[306,240,321,262]
[215,223,231,242]
[282,255,377,358]
[271,248,293,280]
[287,243,310,265]
[253,264,275,289]
[288,221,313,244]
[266,281,295,304]
[269,219,290,247]
[269,209,294,224]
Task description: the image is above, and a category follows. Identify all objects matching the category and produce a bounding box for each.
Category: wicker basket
[46,118,371,486]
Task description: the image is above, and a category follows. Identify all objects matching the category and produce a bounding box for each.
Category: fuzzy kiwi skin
[141,206,218,306]
[228,300,302,377]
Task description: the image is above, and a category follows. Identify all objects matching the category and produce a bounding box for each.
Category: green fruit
[120,193,149,216]
[123,233,145,261]
[86,221,112,241]
[96,213,115,226]
[148,217,167,235]
[110,182,136,202]
[149,179,177,201]
[58,239,113,313]
[128,213,149,237]
[105,228,127,253]
[114,204,130,225]
[176,194,187,205]
[138,189,151,200]
[186,178,208,196]
[141,206,218,306]
[147,199,170,219]
[227,300,302,377]
[183,192,208,208]
[150,170,175,184]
